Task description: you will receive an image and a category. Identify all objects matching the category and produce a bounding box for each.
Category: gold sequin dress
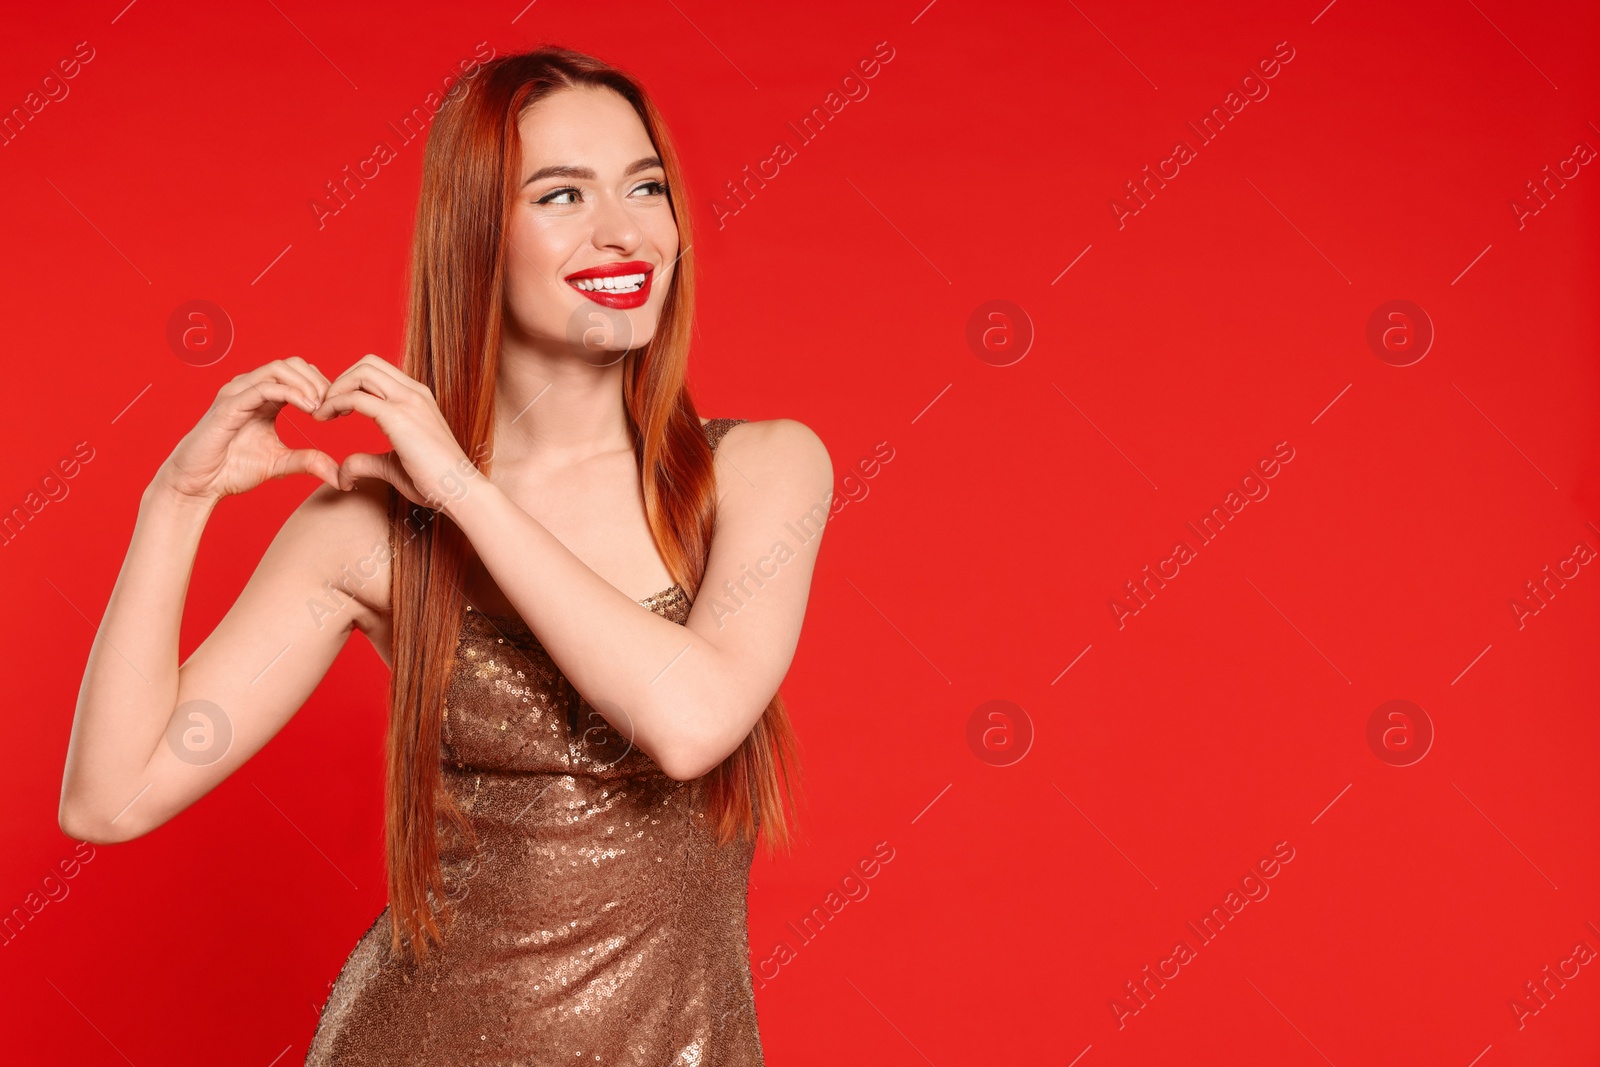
[306,418,763,1066]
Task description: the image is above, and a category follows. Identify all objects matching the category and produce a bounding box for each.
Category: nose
[590,189,642,253]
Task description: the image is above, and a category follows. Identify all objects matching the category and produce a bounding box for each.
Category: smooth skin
[59,85,832,846]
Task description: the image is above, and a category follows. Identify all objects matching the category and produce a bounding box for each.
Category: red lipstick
[564,260,654,310]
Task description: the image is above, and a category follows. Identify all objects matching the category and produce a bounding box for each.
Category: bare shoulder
[286,477,394,638]
[713,417,833,500]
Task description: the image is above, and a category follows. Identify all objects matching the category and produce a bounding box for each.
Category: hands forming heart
[154,354,481,511]
[308,353,479,510]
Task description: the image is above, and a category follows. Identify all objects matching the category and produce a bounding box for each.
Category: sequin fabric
[306,418,761,1066]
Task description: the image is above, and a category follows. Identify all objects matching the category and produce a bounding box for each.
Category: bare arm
[444,418,833,781]
[302,356,834,781]
[58,358,390,844]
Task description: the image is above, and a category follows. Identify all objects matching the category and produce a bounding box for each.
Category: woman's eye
[537,187,581,206]
[535,180,668,206]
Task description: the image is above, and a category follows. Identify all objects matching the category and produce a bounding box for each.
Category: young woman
[58,45,832,1064]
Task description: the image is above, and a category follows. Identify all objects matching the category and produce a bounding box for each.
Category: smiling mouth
[568,271,648,294]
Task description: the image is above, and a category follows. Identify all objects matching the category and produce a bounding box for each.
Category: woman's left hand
[311,354,478,509]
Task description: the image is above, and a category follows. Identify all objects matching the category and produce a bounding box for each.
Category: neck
[491,336,636,471]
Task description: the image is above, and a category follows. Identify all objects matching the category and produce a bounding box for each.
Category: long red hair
[383,45,803,959]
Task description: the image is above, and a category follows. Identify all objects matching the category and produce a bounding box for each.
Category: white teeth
[572,272,646,293]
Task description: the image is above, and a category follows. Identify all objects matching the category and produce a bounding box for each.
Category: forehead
[516,86,654,174]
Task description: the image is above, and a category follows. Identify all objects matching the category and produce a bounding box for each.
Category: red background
[3,1,1598,1063]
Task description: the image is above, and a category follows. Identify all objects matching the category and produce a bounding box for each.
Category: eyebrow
[521,156,663,187]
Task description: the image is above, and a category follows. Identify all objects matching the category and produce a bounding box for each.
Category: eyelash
[536,180,670,206]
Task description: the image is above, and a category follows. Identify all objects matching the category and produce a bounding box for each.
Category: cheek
[648,230,680,298]
[651,216,680,264]
[504,225,573,311]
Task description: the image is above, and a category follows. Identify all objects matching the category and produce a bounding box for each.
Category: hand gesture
[155,357,343,503]
[311,354,478,510]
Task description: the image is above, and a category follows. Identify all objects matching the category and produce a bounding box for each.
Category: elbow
[652,717,748,783]
[58,799,138,846]
[655,743,720,783]
[646,685,764,782]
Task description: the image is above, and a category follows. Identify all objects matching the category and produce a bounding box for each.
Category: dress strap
[703,417,747,453]
[387,488,401,561]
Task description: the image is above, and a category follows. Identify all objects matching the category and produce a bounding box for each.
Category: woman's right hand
[153,357,347,504]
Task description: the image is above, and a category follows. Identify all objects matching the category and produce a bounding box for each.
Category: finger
[341,451,428,506]
[312,388,386,421]
[248,359,321,402]
[357,353,425,394]
[221,360,320,409]
[319,366,398,411]
[274,448,346,492]
[216,380,317,424]
[339,451,399,484]
[340,353,430,400]
[285,356,333,403]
